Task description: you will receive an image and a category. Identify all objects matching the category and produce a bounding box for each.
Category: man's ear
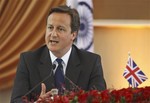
[71,32,77,41]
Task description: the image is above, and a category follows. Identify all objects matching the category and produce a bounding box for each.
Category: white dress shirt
[49,47,72,75]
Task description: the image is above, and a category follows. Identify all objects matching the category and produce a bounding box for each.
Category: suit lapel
[65,45,81,90]
[37,46,55,91]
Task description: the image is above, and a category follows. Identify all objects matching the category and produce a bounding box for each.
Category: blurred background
[0,0,150,102]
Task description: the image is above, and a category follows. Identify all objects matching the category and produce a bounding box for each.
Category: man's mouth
[49,40,59,44]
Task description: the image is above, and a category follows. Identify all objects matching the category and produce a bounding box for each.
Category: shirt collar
[49,47,72,66]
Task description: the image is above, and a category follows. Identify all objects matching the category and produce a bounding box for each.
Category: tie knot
[56,58,63,65]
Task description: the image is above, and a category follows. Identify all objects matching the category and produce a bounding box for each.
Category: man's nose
[51,29,57,36]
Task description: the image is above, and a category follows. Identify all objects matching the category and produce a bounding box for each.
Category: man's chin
[48,47,58,52]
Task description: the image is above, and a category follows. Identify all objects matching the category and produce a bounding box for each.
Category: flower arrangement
[23,86,150,103]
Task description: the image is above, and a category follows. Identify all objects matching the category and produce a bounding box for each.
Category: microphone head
[52,64,56,70]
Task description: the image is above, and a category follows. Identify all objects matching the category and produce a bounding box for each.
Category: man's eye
[48,26,53,30]
[58,27,65,32]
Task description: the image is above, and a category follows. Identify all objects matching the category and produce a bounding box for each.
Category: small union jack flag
[123,56,148,88]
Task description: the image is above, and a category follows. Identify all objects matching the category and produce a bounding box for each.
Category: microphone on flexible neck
[60,68,80,90]
[24,64,56,97]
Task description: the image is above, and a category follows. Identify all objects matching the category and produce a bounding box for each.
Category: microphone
[60,68,80,90]
[24,64,56,97]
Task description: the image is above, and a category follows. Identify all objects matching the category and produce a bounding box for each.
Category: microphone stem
[24,64,56,96]
[60,68,79,90]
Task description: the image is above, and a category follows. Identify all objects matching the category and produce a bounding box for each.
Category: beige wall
[94,26,150,89]
[93,0,150,19]
[0,89,12,103]
[93,0,150,89]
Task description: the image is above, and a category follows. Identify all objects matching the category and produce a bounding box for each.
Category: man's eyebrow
[58,25,65,28]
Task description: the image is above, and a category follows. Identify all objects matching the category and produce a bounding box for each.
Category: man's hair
[47,5,80,34]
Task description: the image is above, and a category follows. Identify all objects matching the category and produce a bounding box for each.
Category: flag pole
[128,51,131,57]
[128,52,131,88]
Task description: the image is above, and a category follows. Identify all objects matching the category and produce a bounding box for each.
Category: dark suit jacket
[11,45,106,103]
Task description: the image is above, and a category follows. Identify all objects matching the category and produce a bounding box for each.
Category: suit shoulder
[20,45,47,57]
[73,45,101,59]
[80,49,100,58]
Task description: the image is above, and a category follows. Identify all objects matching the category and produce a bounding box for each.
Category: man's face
[45,12,76,57]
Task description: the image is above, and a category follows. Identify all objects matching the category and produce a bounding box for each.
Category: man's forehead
[47,13,71,26]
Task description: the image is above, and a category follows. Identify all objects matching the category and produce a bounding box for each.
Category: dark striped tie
[54,58,65,93]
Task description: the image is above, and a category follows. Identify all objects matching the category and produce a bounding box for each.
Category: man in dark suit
[11,5,106,103]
